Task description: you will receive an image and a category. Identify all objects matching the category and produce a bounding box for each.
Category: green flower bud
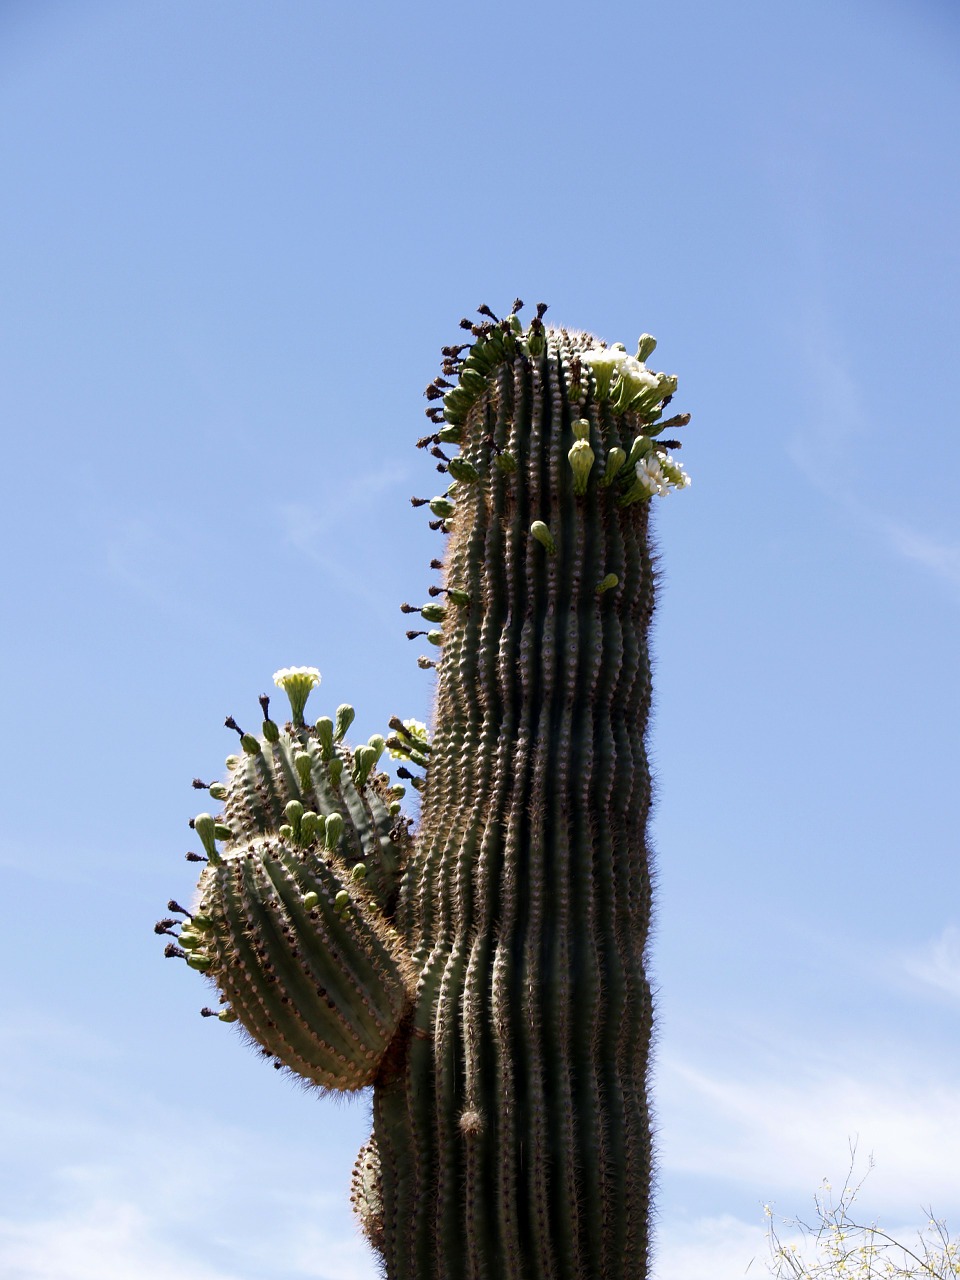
[596,574,619,595]
[530,520,556,554]
[494,452,518,474]
[315,716,334,760]
[572,418,591,441]
[324,812,345,850]
[443,387,472,417]
[625,434,655,472]
[328,757,343,786]
[335,889,350,914]
[240,734,261,756]
[568,438,596,495]
[334,704,355,742]
[367,734,386,764]
[600,447,627,486]
[294,752,313,791]
[193,814,219,861]
[208,783,228,802]
[420,603,446,624]
[351,862,367,884]
[300,811,320,844]
[302,891,320,911]
[388,800,402,816]
[224,755,240,771]
[278,824,294,842]
[429,496,456,520]
[186,953,213,972]
[636,334,657,361]
[262,718,281,744]
[352,744,377,787]
[448,457,480,484]
[213,824,232,841]
[458,367,486,396]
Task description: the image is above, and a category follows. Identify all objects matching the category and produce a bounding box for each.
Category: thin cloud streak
[901,925,960,1001]
[787,319,960,593]
[884,524,960,588]
[658,1051,960,1216]
[653,1213,765,1280]
[277,462,412,613]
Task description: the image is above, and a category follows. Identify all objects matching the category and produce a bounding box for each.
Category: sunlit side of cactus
[160,302,691,1280]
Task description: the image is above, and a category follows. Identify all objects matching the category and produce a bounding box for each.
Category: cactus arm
[192,836,412,1089]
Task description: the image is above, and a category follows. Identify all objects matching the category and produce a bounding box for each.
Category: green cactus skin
[163,304,690,1280]
[194,833,413,1089]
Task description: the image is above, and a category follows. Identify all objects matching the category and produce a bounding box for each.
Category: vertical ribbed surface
[374,330,658,1280]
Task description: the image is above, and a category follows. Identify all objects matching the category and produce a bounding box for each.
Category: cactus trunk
[162,304,690,1280]
[379,341,657,1280]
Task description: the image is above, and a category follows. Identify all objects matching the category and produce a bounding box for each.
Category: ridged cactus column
[160,301,690,1280]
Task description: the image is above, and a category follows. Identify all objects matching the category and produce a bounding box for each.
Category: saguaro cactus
[160,301,690,1280]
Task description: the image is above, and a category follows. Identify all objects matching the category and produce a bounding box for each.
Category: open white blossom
[272,666,322,724]
[388,718,430,761]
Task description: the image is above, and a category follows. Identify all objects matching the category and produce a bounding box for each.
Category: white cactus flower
[272,666,322,724]
[388,718,430,761]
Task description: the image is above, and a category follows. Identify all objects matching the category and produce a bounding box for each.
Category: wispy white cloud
[277,462,411,612]
[653,1213,766,1280]
[0,1011,378,1280]
[883,525,960,588]
[0,1143,378,1280]
[103,515,191,614]
[0,1196,235,1280]
[787,315,960,594]
[901,924,960,1000]
[657,1049,960,1218]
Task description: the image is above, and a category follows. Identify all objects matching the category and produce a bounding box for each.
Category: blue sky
[1,2,958,1277]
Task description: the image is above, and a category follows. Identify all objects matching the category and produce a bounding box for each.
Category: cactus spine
[161,304,691,1280]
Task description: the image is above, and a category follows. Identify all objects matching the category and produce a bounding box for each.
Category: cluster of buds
[580,338,678,418]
